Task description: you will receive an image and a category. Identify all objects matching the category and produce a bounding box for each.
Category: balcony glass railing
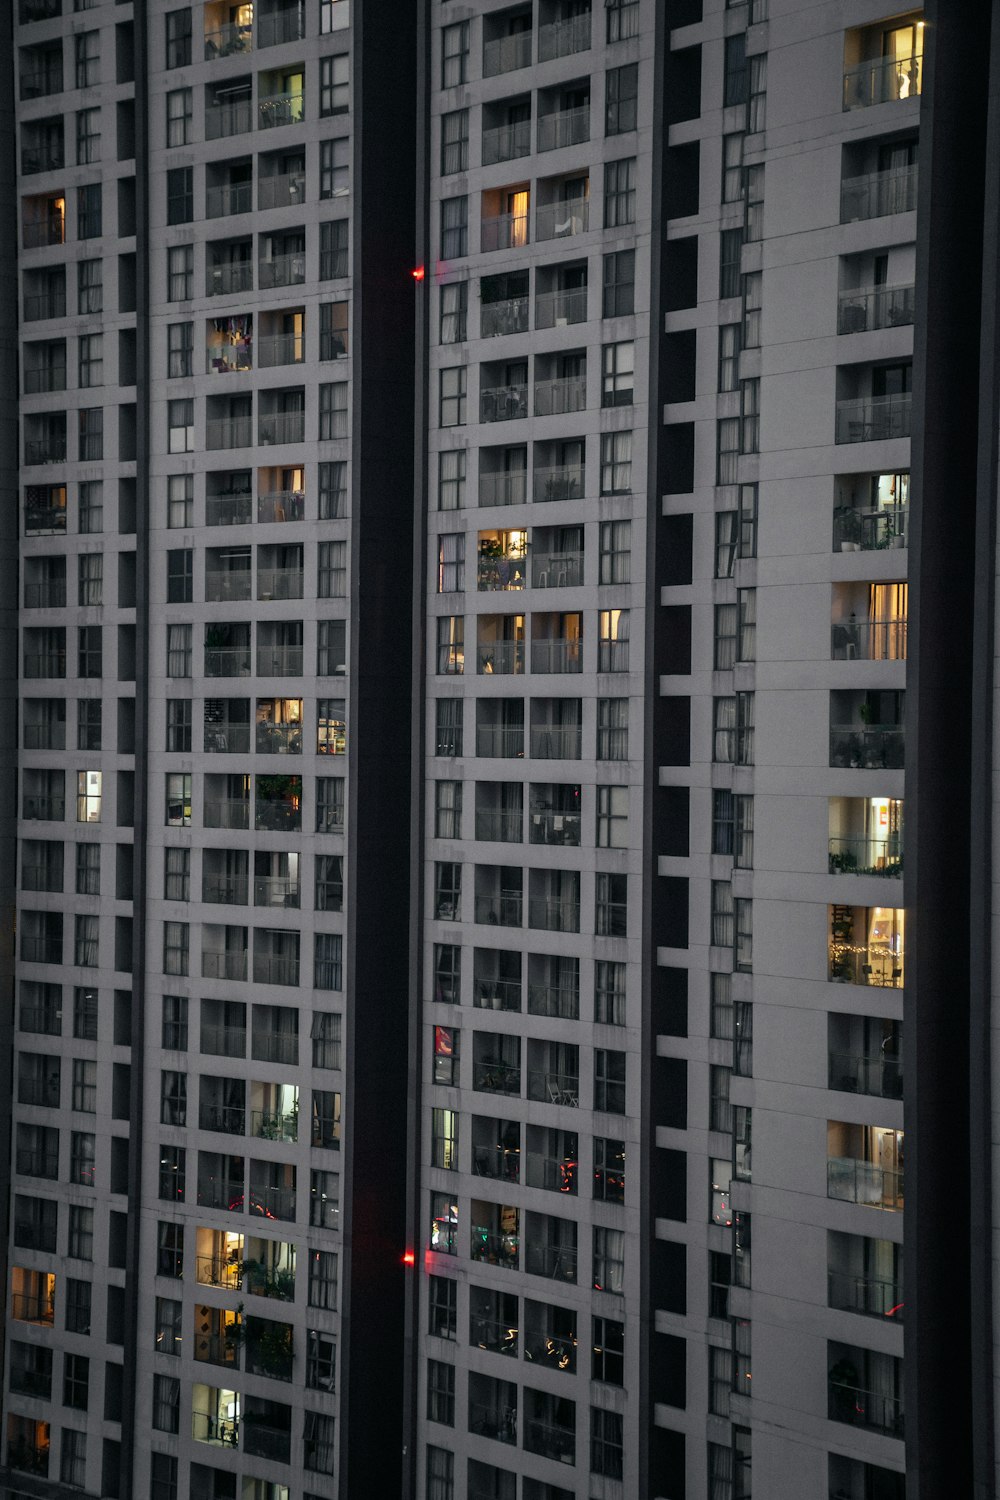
[481,384,529,424]
[828,1050,903,1099]
[482,119,532,167]
[833,505,908,551]
[835,394,912,444]
[830,618,907,660]
[837,284,915,334]
[529,808,581,846]
[259,253,306,288]
[207,182,254,218]
[257,6,305,47]
[827,1268,904,1320]
[535,286,588,330]
[535,199,589,242]
[527,896,579,932]
[474,809,523,842]
[829,1380,904,1437]
[828,835,902,877]
[527,1070,579,1107]
[251,1108,298,1141]
[258,489,305,523]
[206,416,253,451]
[473,978,521,1011]
[204,798,251,829]
[258,172,305,211]
[829,724,905,770]
[200,1024,247,1057]
[483,30,532,77]
[205,20,253,57]
[477,641,524,675]
[827,1156,904,1209]
[258,92,304,130]
[205,99,254,140]
[527,983,579,1019]
[472,1059,521,1095]
[481,296,530,338]
[202,951,249,981]
[523,1243,576,1284]
[258,411,305,445]
[534,375,586,417]
[475,726,524,757]
[538,13,591,61]
[207,262,254,297]
[532,639,582,674]
[207,492,253,526]
[474,892,523,926]
[843,51,922,110]
[254,875,300,906]
[204,646,253,677]
[203,876,250,905]
[536,106,590,153]
[531,551,583,588]
[205,570,252,602]
[479,472,527,507]
[207,342,253,375]
[840,165,918,223]
[480,212,530,254]
[533,463,584,503]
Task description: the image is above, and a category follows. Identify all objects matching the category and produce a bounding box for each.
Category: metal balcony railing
[22,795,65,820]
[829,723,905,770]
[827,1268,904,1320]
[206,342,252,375]
[474,809,523,842]
[538,13,591,61]
[200,1104,246,1136]
[828,835,903,877]
[207,492,253,526]
[257,566,303,600]
[251,1108,298,1141]
[257,7,305,47]
[258,489,305,523]
[534,375,586,417]
[477,555,526,591]
[527,1070,579,1108]
[23,437,66,465]
[202,950,249,981]
[833,505,908,551]
[203,877,250,905]
[23,290,66,322]
[827,1156,904,1209]
[535,199,589,242]
[203,799,251,831]
[254,875,301,906]
[537,105,590,153]
[475,725,524,758]
[256,645,303,676]
[830,617,907,660]
[840,164,918,223]
[257,332,305,368]
[473,1059,521,1095]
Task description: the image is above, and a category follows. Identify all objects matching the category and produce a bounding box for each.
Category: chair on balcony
[862,964,874,984]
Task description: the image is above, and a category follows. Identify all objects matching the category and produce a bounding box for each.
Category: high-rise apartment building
[1,0,995,1498]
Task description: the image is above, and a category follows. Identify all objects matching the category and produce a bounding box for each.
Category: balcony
[829,1345,904,1437]
[534,374,586,418]
[258,170,305,212]
[481,382,529,424]
[527,896,579,934]
[206,416,253,451]
[828,1127,903,1210]
[537,105,589,153]
[830,726,904,771]
[206,93,254,141]
[207,260,254,298]
[529,804,581,847]
[831,619,907,662]
[205,18,253,58]
[473,874,523,927]
[838,284,916,335]
[202,950,249,983]
[829,904,904,987]
[843,51,922,111]
[535,285,587,330]
[834,472,909,552]
[828,1232,903,1321]
[841,166,918,223]
[258,410,305,446]
[206,323,253,375]
[478,531,528,592]
[23,288,66,323]
[257,4,305,47]
[257,330,305,368]
[533,462,584,504]
[829,1050,902,1100]
[531,631,582,674]
[535,197,589,242]
[829,837,902,879]
[483,30,532,78]
[527,984,578,1021]
[207,181,254,219]
[836,394,912,444]
[259,91,304,131]
[481,294,530,338]
[473,1058,521,1098]
[538,12,591,61]
[482,119,532,167]
[23,433,66,467]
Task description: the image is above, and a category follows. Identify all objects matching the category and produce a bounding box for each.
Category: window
[724,33,748,107]
[304,1411,336,1476]
[166,699,191,753]
[597,697,628,760]
[426,1446,454,1500]
[717,417,740,485]
[153,1375,180,1434]
[319,460,348,518]
[600,431,632,496]
[167,474,192,529]
[592,1225,625,1294]
[433,1021,459,1082]
[151,1454,178,1500]
[77,408,102,462]
[76,107,100,165]
[429,1276,457,1339]
[427,1360,455,1425]
[606,64,638,135]
[749,53,767,132]
[167,245,193,302]
[76,770,102,822]
[162,920,189,977]
[713,692,754,765]
[68,1203,94,1258]
[441,196,468,260]
[154,1296,182,1356]
[436,615,464,674]
[434,700,463,759]
[715,603,737,670]
[320,53,349,116]
[737,588,755,661]
[167,399,194,454]
[159,1145,185,1202]
[308,1249,339,1309]
[320,0,349,32]
[594,1137,625,1204]
[319,137,349,199]
[167,321,192,378]
[439,451,466,511]
[719,324,740,393]
[166,88,192,147]
[315,855,344,912]
[75,843,100,898]
[441,109,469,175]
[440,281,468,345]
[603,158,636,228]
[316,777,345,832]
[437,534,465,593]
[590,1407,623,1479]
[164,847,190,902]
[318,619,347,676]
[61,1428,86,1490]
[320,219,350,280]
[161,994,188,1051]
[160,1069,186,1126]
[441,21,469,87]
[713,791,754,868]
[70,1130,95,1185]
[166,624,191,680]
[720,227,743,300]
[744,163,764,241]
[318,540,348,597]
[165,8,192,69]
[166,549,192,604]
[75,29,99,88]
[315,932,343,991]
[723,131,744,202]
[430,1191,458,1254]
[65,1279,91,1335]
[595,959,626,1025]
[72,1057,97,1111]
[598,608,629,671]
[606,0,639,43]
[307,1330,337,1392]
[165,773,192,827]
[433,944,460,1004]
[742,269,762,349]
[599,520,630,586]
[741,377,760,455]
[594,1048,626,1113]
[167,167,193,225]
[710,1344,733,1416]
[434,781,463,839]
[78,258,102,315]
[311,1012,341,1069]
[319,381,348,440]
[602,340,635,409]
[77,182,101,240]
[310,1169,340,1229]
[596,785,628,848]
[76,479,101,534]
[602,249,635,319]
[77,625,101,680]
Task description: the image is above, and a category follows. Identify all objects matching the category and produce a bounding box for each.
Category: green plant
[858,701,873,726]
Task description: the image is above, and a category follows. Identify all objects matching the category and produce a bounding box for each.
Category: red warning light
[411,266,425,282]
[401,1249,416,1266]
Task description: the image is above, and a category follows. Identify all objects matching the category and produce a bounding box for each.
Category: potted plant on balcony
[834,505,862,552]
